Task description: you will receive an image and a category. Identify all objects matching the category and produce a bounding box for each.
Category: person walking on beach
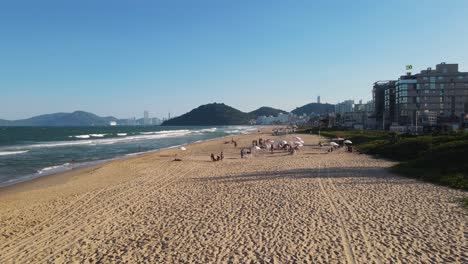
[270,144,274,153]
[220,152,224,160]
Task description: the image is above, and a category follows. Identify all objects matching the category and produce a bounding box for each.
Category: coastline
[0,127,263,190]
[0,129,466,263]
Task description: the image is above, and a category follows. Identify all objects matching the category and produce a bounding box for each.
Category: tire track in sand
[0,160,154,252]
[325,163,382,264]
[39,161,200,263]
[317,162,356,264]
[0,160,179,263]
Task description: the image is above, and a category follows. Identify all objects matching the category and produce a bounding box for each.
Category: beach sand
[0,130,466,263]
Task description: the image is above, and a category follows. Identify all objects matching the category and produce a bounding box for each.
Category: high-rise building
[143,111,150,125]
[335,100,354,114]
[373,80,396,129]
[394,63,468,128]
[317,96,321,104]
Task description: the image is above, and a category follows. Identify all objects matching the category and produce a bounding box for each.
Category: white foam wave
[0,150,29,156]
[200,128,217,132]
[90,134,106,137]
[75,135,90,139]
[18,130,193,149]
[37,163,71,174]
[140,129,190,135]
[117,133,127,136]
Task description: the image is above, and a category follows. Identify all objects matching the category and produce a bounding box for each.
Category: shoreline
[0,127,265,190]
[0,128,264,194]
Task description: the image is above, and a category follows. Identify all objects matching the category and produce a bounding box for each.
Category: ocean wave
[15,130,193,149]
[90,134,106,137]
[37,163,71,174]
[200,128,217,132]
[75,135,91,139]
[117,133,127,136]
[0,150,29,156]
[140,129,190,135]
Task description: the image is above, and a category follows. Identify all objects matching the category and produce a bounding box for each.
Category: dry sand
[0,130,466,263]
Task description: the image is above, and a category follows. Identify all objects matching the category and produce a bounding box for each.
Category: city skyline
[1,1,468,119]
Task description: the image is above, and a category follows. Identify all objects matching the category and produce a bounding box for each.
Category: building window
[458,76,464,80]
[438,76,444,80]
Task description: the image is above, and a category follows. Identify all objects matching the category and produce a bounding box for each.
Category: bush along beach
[300,128,468,191]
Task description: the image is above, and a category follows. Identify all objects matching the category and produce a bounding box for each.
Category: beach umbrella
[179,146,187,151]
[254,146,261,150]
[281,140,288,145]
[330,142,339,146]
[294,136,304,143]
[344,140,352,144]
[294,141,303,145]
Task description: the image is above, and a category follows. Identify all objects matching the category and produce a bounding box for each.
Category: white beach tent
[344,140,352,144]
[330,142,339,146]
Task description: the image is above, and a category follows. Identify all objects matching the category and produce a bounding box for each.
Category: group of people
[210,152,224,162]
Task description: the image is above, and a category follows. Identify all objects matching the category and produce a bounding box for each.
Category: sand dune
[0,131,466,263]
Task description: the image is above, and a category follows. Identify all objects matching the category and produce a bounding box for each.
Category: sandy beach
[0,130,466,263]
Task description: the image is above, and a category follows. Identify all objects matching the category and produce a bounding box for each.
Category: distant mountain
[0,111,121,126]
[162,103,254,126]
[249,106,288,117]
[291,103,335,115]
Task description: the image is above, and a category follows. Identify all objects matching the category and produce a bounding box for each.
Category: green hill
[0,111,121,126]
[162,103,254,126]
[292,103,335,115]
[249,106,288,117]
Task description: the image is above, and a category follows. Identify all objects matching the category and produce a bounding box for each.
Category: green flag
[406,65,413,70]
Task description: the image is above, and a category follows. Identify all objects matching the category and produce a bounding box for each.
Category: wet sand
[0,130,466,263]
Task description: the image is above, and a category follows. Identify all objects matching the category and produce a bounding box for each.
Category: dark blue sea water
[0,126,257,187]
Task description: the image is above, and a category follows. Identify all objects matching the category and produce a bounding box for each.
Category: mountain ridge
[0,111,120,126]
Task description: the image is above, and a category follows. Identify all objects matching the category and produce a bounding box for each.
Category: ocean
[0,126,258,187]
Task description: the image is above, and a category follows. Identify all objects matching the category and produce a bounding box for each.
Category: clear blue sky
[1,0,468,120]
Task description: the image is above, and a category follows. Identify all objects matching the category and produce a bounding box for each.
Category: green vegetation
[0,111,120,127]
[162,103,253,126]
[299,128,468,191]
[162,103,289,126]
[248,106,288,117]
[291,103,335,116]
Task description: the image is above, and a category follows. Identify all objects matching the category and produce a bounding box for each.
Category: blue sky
[1,0,468,120]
